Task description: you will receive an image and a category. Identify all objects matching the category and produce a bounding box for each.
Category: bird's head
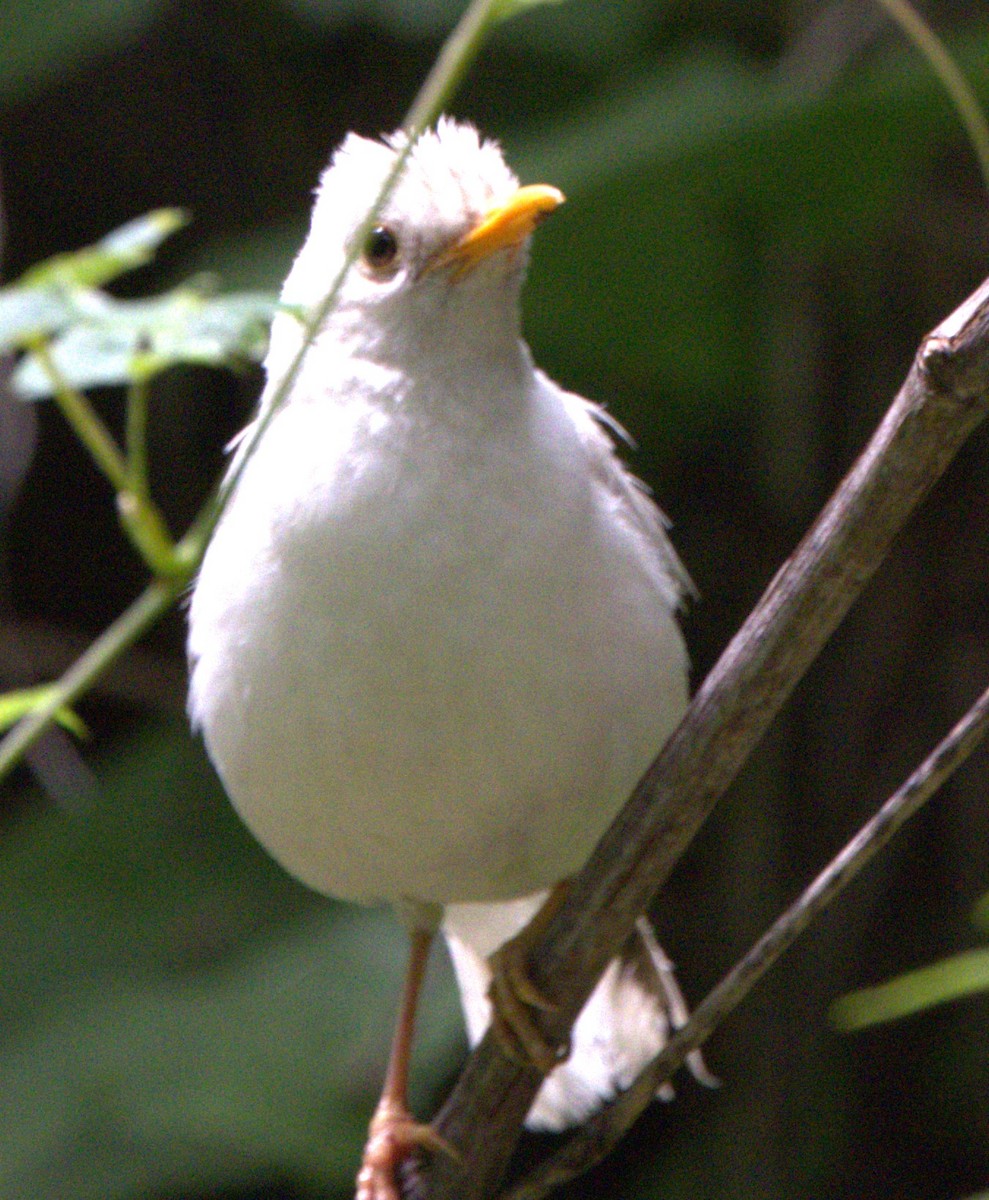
[278,118,564,371]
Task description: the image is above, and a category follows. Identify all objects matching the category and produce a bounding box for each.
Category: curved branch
[499,678,989,1200]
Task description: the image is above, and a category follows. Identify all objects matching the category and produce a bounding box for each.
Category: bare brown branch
[418,276,989,1200]
[499,679,989,1200]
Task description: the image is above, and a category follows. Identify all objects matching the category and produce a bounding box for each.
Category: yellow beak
[431,184,565,275]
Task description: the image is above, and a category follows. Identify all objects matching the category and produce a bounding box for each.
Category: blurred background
[2,1,989,1198]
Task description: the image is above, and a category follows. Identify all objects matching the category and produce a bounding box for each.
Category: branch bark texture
[500,677,989,1200]
[421,276,989,1200]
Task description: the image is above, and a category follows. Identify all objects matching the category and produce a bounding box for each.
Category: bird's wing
[538,371,696,608]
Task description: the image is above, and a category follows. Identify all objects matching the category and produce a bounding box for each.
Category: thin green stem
[404,0,507,134]
[125,368,152,500]
[114,491,183,579]
[175,486,222,570]
[28,333,181,577]
[876,0,989,199]
[29,335,129,492]
[0,579,184,782]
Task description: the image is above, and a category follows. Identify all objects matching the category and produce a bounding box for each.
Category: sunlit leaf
[0,212,194,356]
[11,286,278,398]
[20,209,190,290]
[831,948,989,1031]
[0,287,79,350]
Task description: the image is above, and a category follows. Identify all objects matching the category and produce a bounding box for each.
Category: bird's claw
[486,883,572,1075]
[355,1098,458,1200]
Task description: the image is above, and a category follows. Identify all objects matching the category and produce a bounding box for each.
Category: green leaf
[12,286,278,398]
[0,212,195,356]
[0,287,80,351]
[831,947,989,1031]
[0,686,87,738]
[20,209,190,290]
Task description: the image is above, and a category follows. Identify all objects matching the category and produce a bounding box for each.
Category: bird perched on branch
[188,117,702,1200]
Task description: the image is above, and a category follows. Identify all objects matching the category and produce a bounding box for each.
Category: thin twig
[499,680,989,1200]
[0,612,188,712]
[125,366,152,501]
[875,0,989,199]
[421,278,989,1200]
[0,580,184,778]
[403,0,505,134]
[26,336,181,577]
[28,336,129,492]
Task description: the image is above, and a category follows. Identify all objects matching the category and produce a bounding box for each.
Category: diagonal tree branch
[420,276,989,1200]
[498,677,989,1200]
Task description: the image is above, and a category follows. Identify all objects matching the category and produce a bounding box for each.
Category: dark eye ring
[361,226,400,275]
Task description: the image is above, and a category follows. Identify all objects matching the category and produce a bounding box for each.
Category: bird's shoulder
[536,370,696,607]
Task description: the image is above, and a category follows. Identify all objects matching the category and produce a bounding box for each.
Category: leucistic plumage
[188,118,700,1199]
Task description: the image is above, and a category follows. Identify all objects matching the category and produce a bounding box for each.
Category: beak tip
[433,183,566,275]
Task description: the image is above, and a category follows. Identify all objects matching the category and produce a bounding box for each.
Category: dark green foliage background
[2,2,989,1198]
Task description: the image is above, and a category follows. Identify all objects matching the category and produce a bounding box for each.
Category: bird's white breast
[188,364,687,907]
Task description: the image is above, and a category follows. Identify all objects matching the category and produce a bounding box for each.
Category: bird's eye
[361,226,400,276]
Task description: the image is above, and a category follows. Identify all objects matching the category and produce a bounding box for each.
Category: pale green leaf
[0,287,79,351]
[0,211,193,356]
[12,287,278,398]
[831,948,989,1031]
[20,209,190,290]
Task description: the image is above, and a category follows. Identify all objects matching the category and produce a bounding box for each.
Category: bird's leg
[487,881,572,1075]
[355,927,455,1200]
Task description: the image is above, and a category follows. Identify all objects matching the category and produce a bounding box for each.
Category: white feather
[187,118,697,1128]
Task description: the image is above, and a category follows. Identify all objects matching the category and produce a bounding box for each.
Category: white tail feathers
[442,893,715,1133]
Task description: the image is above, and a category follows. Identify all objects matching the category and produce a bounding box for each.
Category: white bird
[187,117,701,1200]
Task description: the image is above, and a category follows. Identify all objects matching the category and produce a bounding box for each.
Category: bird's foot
[355,1097,456,1200]
[487,882,572,1075]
